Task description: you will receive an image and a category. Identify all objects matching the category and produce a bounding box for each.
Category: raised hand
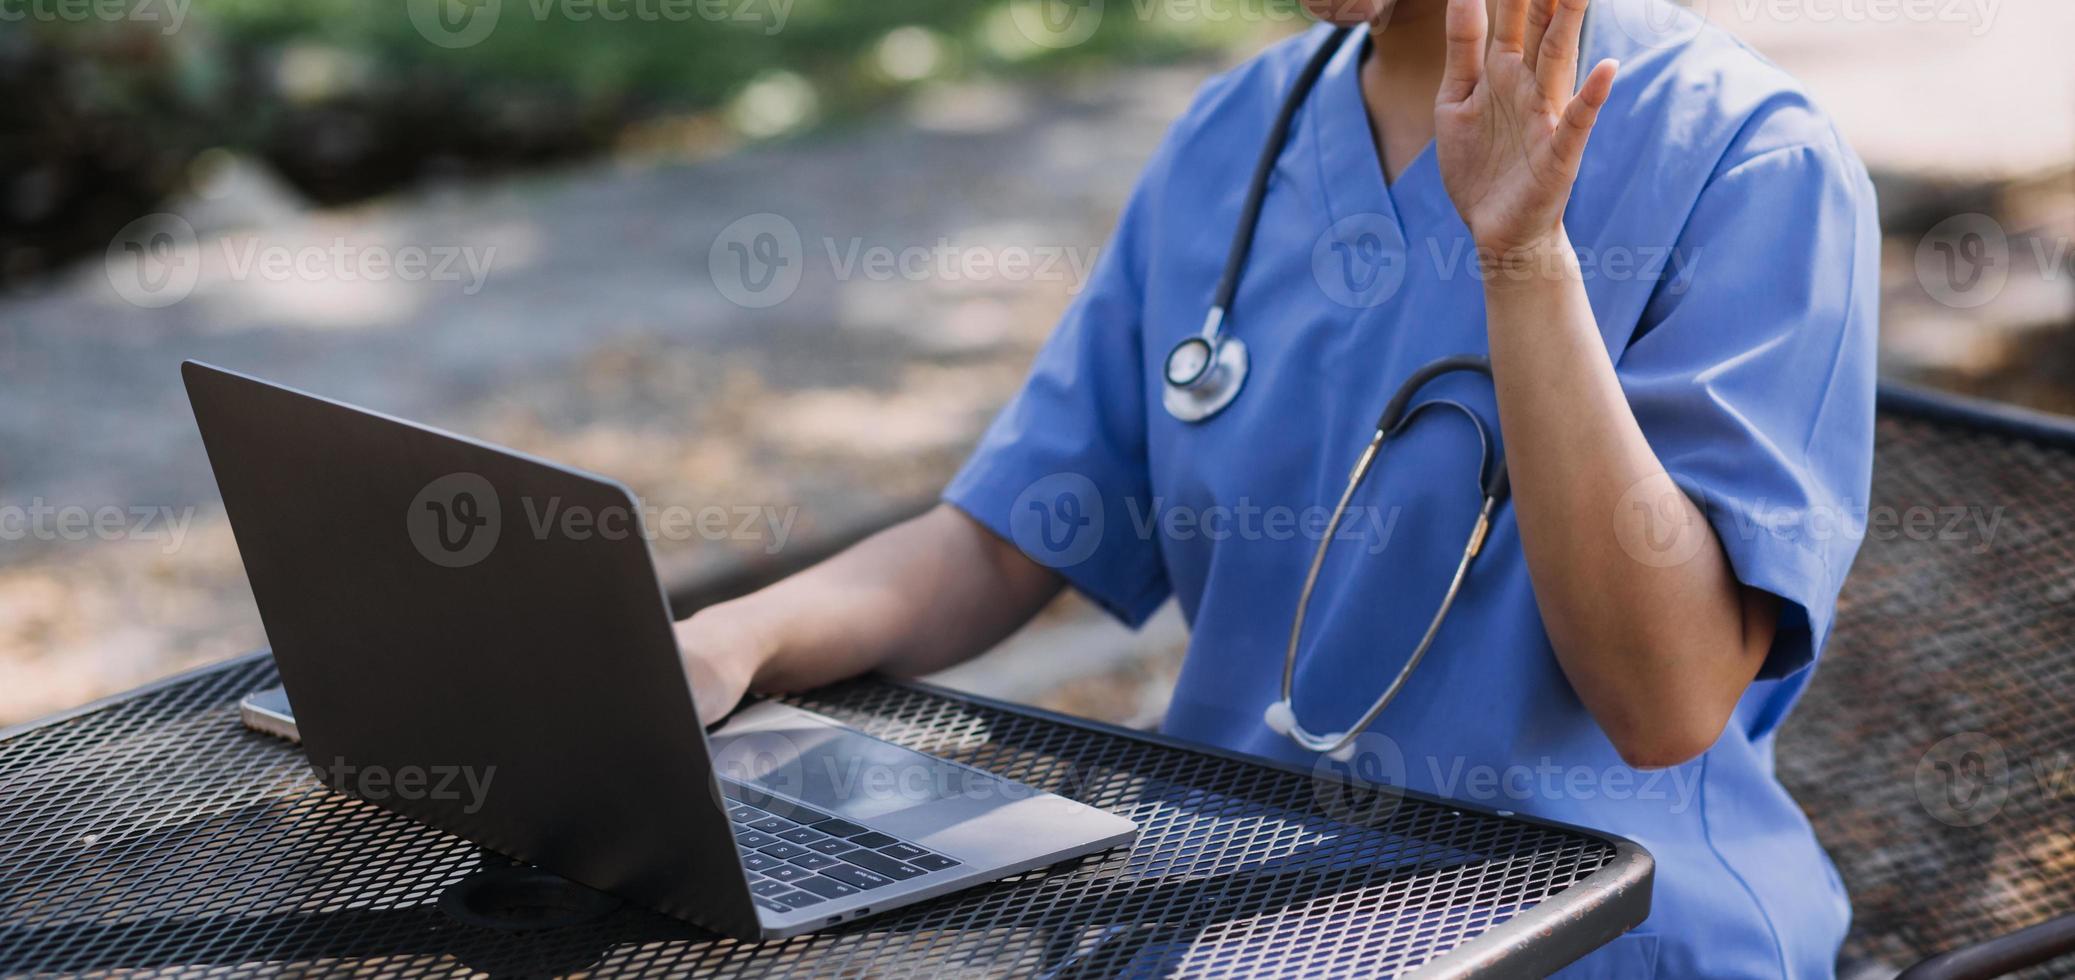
[1434,0,1618,258]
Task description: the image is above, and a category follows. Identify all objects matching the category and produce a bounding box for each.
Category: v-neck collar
[1300,8,1598,237]
[1306,28,1445,242]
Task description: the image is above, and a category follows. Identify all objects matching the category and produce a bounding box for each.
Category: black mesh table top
[1777,390,2075,975]
[0,654,1650,978]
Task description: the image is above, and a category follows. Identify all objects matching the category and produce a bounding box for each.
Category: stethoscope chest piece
[1162,334,1249,422]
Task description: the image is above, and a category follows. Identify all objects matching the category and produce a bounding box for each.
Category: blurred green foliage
[187,0,1278,117]
[0,0,1302,285]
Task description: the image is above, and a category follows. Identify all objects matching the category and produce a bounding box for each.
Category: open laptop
[182,361,1137,940]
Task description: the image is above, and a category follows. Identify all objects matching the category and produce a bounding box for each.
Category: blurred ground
[2,3,2072,728]
[0,63,1203,724]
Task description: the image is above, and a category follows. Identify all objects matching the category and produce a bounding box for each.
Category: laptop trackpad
[709,701,987,823]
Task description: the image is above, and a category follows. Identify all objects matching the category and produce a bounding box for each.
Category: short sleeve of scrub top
[1618,130,1880,687]
[938,105,1202,626]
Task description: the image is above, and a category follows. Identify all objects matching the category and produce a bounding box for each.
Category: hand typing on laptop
[674,505,1064,722]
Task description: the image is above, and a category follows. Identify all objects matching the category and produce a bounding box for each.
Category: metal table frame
[875,678,1656,978]
[1774,382,2075,979]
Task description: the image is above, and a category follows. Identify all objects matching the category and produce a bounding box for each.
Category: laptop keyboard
[720,780,962,915]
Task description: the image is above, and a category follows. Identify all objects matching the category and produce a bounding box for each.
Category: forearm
[1482,239,1772,766]
[690,504,1063,694]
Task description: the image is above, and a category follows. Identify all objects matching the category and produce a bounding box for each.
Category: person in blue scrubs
[678,0,1878,973]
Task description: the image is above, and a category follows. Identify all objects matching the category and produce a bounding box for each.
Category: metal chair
[1776,383,2075,979]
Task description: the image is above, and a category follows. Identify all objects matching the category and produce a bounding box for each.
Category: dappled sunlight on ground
[2,12,2070,729]
[0,65,1182,725]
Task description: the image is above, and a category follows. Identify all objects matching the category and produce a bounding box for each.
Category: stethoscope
[1159,25,1523,760]
[1265,355,1510,761]
[1160,25,1351,423]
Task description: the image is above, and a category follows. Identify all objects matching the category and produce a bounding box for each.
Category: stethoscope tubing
[1165,19,1592,755]
[1271,394,1505,761]
[1208,25,1353,327]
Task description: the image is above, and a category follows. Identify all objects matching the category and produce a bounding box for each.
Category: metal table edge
[9,657,1656,977]
[1408,841,1654,979]
[883,676,1657,974]
[883,675,1652,852]
[1877,379,2075,449]
[0,648,276,743]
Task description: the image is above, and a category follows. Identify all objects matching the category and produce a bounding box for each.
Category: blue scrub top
[945,3,1878,975]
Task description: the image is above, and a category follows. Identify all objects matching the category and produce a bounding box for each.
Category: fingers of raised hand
[1439,0,1489,106]
[1522,0,1556,72]
[1534,0,1591,102]
[1492,0,1532,54]
[1550,58,1619,175]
